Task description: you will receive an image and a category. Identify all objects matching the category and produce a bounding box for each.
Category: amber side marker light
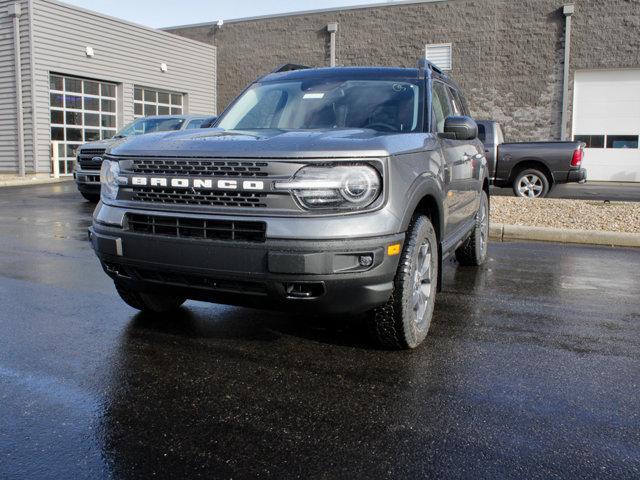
[387,243,401,256]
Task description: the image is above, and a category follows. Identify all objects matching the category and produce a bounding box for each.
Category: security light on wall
[85,46,95,57]
[160,63,168,73]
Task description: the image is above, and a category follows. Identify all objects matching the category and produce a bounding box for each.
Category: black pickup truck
[89,61,490,350]
[477,120,587,198]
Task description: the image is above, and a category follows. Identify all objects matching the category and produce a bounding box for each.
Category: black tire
[80,191,100,202]
[370,215,438,350]
[115,282,186,313]
[456,190,489,266]
[512,168,550,198]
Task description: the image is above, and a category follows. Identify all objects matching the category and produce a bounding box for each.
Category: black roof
[259,65,459,89]
[262,66,424,82]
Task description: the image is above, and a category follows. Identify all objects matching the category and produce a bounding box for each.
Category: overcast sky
[61,0,393,28]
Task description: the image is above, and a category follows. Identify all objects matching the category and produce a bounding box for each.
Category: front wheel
[512,168,550,198]
[115,282,186,313]
[369,215,438,350]
[455,190,489,266]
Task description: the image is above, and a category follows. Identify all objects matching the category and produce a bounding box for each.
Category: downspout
[8,2,25,176]
[327,22,338,67]
[27,0,37,173]
[560,4,574,141]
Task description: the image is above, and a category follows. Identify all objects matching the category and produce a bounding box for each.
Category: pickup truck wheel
[513,169,550,198]
[455,190,489,266]
[370,215,438,350]
[115,282,186,313]
[80,192,100,202]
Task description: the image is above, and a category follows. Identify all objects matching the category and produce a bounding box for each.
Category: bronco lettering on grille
[129,176,265,191]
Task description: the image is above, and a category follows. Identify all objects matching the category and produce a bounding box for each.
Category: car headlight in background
[275,164,381,210]
[100,160,121,201]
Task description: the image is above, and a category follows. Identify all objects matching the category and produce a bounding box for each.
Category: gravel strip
[490,197,640,234]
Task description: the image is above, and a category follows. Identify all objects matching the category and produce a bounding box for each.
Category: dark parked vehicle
[74,115,217,202]
[89,61,490,349]
[477,120,587,198]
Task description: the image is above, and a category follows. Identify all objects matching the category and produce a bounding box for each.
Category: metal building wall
[1,0,217,174]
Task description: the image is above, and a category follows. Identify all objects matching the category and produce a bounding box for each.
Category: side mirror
[442,116,478,141]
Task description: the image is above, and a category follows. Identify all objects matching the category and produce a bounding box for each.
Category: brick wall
[168,0,640,142]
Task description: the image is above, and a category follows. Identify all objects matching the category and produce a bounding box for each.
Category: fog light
[359,254,374,267]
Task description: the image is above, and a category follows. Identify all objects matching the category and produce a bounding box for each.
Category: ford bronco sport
[89,60,490,349]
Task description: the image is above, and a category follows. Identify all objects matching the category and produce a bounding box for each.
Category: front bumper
[89,220,404,315]
[74,168,101,193]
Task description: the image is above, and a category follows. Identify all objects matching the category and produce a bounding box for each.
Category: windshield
[115,117,186,137]
[217,79,423,133]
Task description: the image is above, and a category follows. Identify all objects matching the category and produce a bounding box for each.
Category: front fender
[398,173,446,238]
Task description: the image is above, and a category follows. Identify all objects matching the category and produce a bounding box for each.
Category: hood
[78,137,124,152]
[107,128,437,158]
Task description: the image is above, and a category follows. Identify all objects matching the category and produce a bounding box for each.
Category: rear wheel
[115,282,186,313]
[80,191,100,202]
[456,190,489,266]
[512,168,550,198]
[369,215,438,350]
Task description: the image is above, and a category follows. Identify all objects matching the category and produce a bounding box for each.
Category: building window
[606,135,639,149]
[134,87,183,118]
[574,135,605,148]
[49,74,117,175]
[426,43,452,71]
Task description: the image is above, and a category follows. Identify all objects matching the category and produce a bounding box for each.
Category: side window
[477,124,486,143]
[185,119,205,129]
[432,82,454,133]
[447,86,463,116]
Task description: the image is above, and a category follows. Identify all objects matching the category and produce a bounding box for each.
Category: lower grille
[126,214,267,242]
[132,187,268,208]
[104,262,266,295]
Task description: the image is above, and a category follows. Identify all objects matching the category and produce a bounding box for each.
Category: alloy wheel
[412,241,433,326]
[517,174,544,198]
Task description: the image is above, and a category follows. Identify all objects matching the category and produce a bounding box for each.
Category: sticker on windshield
[303,93,325,99]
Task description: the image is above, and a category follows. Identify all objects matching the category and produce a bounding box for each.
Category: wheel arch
[399,175,445,244]
[510,159,554,185]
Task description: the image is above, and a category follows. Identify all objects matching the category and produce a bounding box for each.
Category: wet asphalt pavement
[1,181,639,479]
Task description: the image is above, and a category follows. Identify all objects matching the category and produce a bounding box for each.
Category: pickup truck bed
[478,120,587,198]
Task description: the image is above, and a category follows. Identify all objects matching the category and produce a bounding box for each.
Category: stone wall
[168,0,640,142]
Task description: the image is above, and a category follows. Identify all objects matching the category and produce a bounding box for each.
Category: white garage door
[572,69,640,182]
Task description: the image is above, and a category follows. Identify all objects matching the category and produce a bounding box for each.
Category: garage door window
[49,74,117,175]
[574,135,605,148]
[606,135,639,149]
[134,87,183,118]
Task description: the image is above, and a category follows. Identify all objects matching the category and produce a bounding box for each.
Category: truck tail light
[571,147,584,167]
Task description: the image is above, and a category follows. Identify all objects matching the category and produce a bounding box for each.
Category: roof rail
[417,58,444,79]
[271,63,310,73]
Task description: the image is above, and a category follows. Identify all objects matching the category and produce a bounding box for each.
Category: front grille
[127,213,267,242]
[132,187,268,208]
[131,158,269,177]
[78,148,106,171]
[104,262,266,295]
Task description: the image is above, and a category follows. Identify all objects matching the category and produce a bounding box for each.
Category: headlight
[100,160,120,201]
[275,164,381,210]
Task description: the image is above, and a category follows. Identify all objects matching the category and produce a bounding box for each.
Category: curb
[0,177,73,188]
[490,223,640,248]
